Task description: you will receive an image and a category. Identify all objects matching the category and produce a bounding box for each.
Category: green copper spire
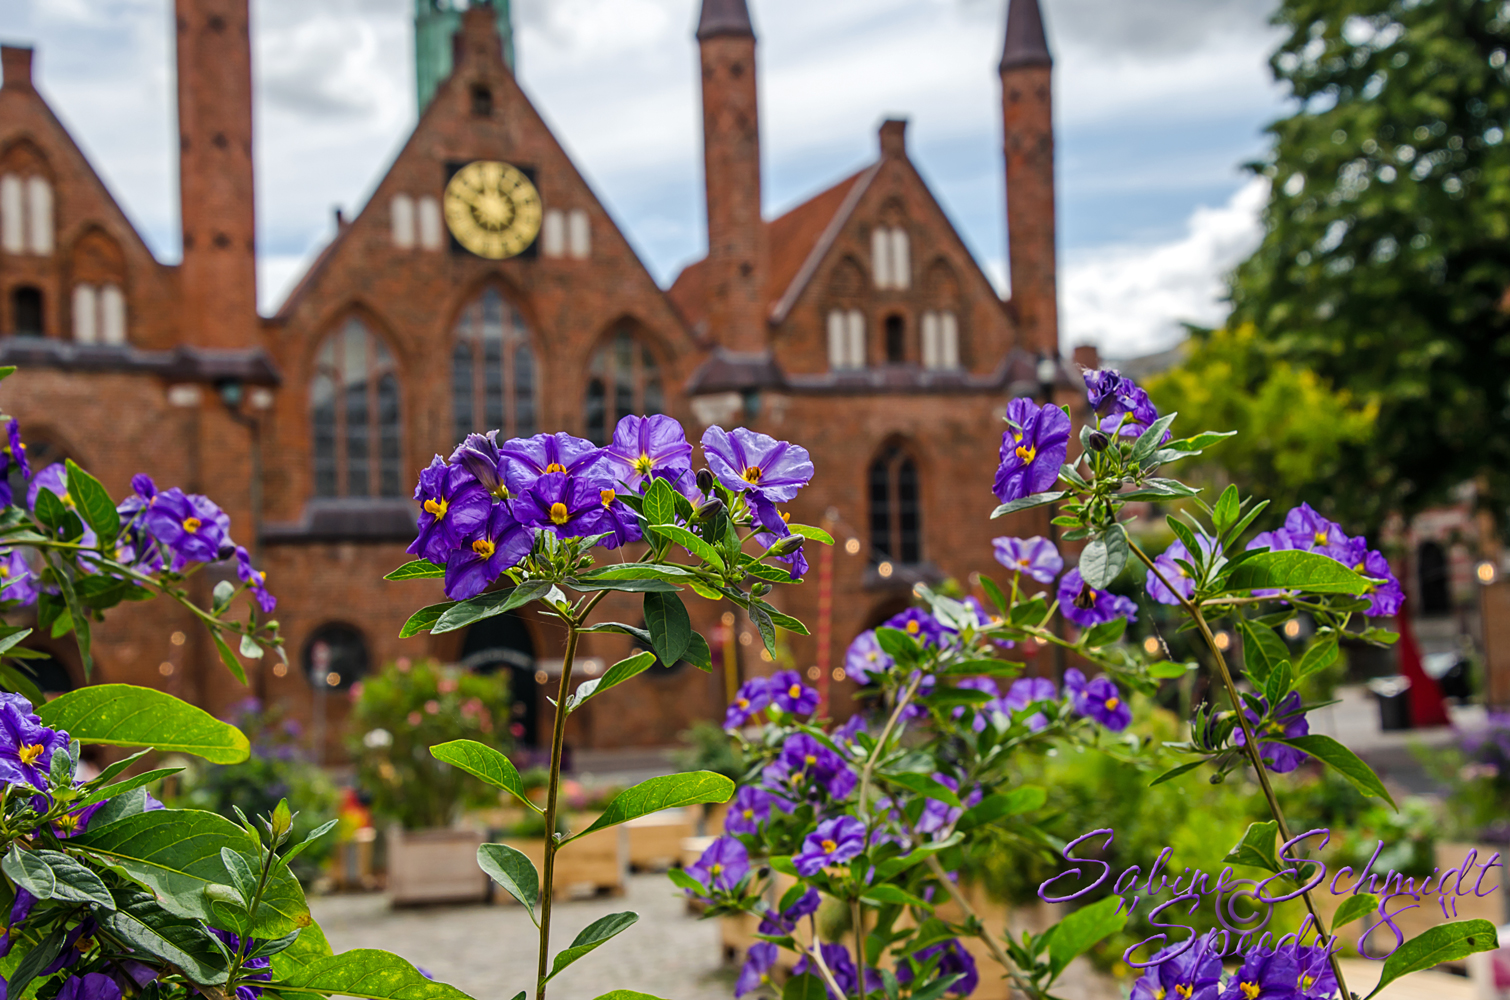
[415,0,514,114]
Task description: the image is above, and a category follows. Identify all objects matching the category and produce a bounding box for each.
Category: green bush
[348,658,513,829]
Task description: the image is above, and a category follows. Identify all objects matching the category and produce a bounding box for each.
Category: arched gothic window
[584,327,663,445]
[868,445,920,566]
[310,317,402,498]
[452,287,537,446]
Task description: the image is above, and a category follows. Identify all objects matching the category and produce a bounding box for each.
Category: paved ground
[311,874,736,1000]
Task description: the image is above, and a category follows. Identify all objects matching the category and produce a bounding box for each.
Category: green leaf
[400,602,456,638]
[578,562,698,583]
[547,911,639,980]
[567,650,657,711]
[1236,619,1289,689]
[211,630,248,686]
[1211,484,1241,534]
[649,523,725,570]
[10,924,67,999]
[568,771,734,842]
[37,684,251,763]
[273,949,480,1000]
[1263,659,1294,709]
[34,486,69,533]
[749,604,776,658]
[269,917,334,982]
[477,843,538,921]
[1363,920,1500,1000]
[979,575,1008,615]
[429,740,534,811]
[958,785,1046,830]
[1297,636,1340,679]
[1273,734,1396,808]
[1147,660,1193,679]
[940,658,1023,678]
[565,577,680,593]
[1047,895,1128,981]
[643,590,692,667]
[882,772,961,807]
[34,849,114,908]
[75,807,308,937]
[433,581,552,634]
[861,884,933,910]
[64,460,118,546]
[1129,412,1178,465]
[220,846,258,904]
[1224,550,1370,595]
[384,560,445,581]
[4,845,56,898]
[102,879,231,985]
[1082,617,1127,648]
[72,767,183,812]
[873,626,919,662]
[782,974,829,1000]
[593,993,672,1000]
[643,476,677,526]
[1079,523,1128,589]
[755,602,810,636]
[1149,759,1205,786]
[1223,820,1281,873]
[683,631,713,672]
[991,491,1068,519]
[786,523,834,545]
[1332,892,1379,929]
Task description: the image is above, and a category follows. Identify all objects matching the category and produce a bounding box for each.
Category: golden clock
[442,160,543,259]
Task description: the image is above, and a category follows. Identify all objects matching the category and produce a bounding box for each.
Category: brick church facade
[0,0,1073,752]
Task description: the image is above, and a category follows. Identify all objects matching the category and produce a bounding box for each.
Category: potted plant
[347,657,513,904]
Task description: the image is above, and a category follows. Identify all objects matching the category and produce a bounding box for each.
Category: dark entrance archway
[460,612,538,747]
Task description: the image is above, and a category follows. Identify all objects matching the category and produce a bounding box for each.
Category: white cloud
[1060,176,1268,358]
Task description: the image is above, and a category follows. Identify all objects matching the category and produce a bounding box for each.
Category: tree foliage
[1229,0,1510,528]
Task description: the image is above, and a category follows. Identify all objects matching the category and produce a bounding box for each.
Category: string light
[832,668,846,681]
[158,661,174,676]
[170,631,186,646]
[1213,631,1232,651]
[1142,636,1160,655]
[1283,619,1302,639]
[877,561,894,578]
[844,538,861,555]
[1478,560,1498,584]
[806,666,821,680]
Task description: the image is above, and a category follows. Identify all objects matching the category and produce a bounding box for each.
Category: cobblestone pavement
[310,875,737,1000]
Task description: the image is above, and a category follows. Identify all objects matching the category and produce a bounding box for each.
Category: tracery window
[452,287,537,446]
[584,328,663,445]
[868,445,921,566]
[310,317,402,498]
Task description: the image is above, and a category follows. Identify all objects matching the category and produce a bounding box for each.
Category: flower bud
[1088,431,1110,452]
[693,498,725,522]
[751,582,772,598]
[767,535,805,558]
[217,543,236,562]
[696,469,715,494]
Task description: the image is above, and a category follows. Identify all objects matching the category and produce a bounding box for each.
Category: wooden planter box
[386,827,489,906]
[501,826,628,900]
[627,811,694,872]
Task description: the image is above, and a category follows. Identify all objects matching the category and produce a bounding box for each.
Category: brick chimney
[1,46,34,91]
[879,118,907,158]
[1001,0,1058,356]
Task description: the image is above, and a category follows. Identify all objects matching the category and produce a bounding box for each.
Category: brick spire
[697,0,755,41]
[1000,0,1058,356]
[1000,0,1052,72]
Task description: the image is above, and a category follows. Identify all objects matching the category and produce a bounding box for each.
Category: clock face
[443,161,543,260]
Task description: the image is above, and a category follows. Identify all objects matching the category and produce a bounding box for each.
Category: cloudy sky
[2,0,1288,358]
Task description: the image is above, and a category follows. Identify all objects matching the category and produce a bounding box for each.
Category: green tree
[1146,323,1377,520]
[1229,0,1510,530]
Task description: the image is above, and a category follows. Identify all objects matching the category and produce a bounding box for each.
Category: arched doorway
[460,613,538,747]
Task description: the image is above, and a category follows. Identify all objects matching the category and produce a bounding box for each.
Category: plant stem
[856,672,923,819]
[923,855,1038,998]
[1128,541,1350,1000]
[803,935,850,1000]
[535,618,581,1000]
[851,898,866,1000]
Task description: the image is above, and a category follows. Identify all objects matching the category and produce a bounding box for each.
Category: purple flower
[834,714,867,747]
[54,799,107,838]
[778,733,856,800]
[1130,932,1223,1000]
[994,397,1071,503]
[2,419,29,480]
[0,548,37,607]
[916,773,983,834]
[1290,943,1338,1000]
[602,415,693,493]
[1146,537,1215,606]
[1219,943,1300,1000]
[992,535,1063,583]
[141,487,228,571]
[951,677,999,733]
[736,942,779,998]
[1058,568,1138,627]
[794,942,860,1000]
[1245,530,1297,598]
[57,973,122,1000]
[234,546,276,613]
[701,426,814,504]
[0,695,69,791]
[757,885,821,936]
[794,815,866,876]
[27,463,99,548]
[725,678,772,729]
[897,940,979,997]
[1072,674,1132,731]
[725,786,773,836]
[1235,691,1310,773]
[1002,676,1057,731]
[409,455,493,565]
[1351,548,1404,617]
[512,472,642,547]
[449,431,510,500]
[443,503,533,601]
[844,630,893,684]
[209,929,272,1000]
[686,835,749,893]
[771,670,819,715]
[884,608,946,648]
[498,432,608,496]
[1084,369,1165,439]
[1283,504,1354,562]
[0,887,35,957]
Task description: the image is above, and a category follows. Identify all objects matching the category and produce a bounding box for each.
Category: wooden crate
[386,827,488,906]
[626,811,694,871]
[501,826,628,900]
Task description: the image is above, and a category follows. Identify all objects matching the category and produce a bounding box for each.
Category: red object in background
[1396,612,1451,728]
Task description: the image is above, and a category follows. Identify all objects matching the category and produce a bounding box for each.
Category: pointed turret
[697,0,755,41]
[1000,0,1057,356]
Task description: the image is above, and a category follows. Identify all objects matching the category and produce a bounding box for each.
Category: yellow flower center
[1012,431,1023,443]
[1155,990,1166,1000]
[736,697,749,710]
[821,839,837,853]
[1240,983,1261,1000]
[710,863,723,876]
[905,621,920,635]
[633,453,654,475]
[549,502,570,525]
[1104,697,1120,711]
[789,684,802,699]
[545,463,567,474]
[1313,530,1327,547]
[61,491,74,508]
[600,489,616,508]
[1176,986,1193,1000]
[1300,976,1314,991]
[182,517,201,533]
[804,754,817,765]
[0,567,8,578]
[472,538,496,558]
[17,743,44,766]
[742,809,754,820]
[742,466,763,484]
[866,651,878,662]
[1015,442,1037,464]
[56,813,79,832]
[424,497,448,518]
[791,773,805,786]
